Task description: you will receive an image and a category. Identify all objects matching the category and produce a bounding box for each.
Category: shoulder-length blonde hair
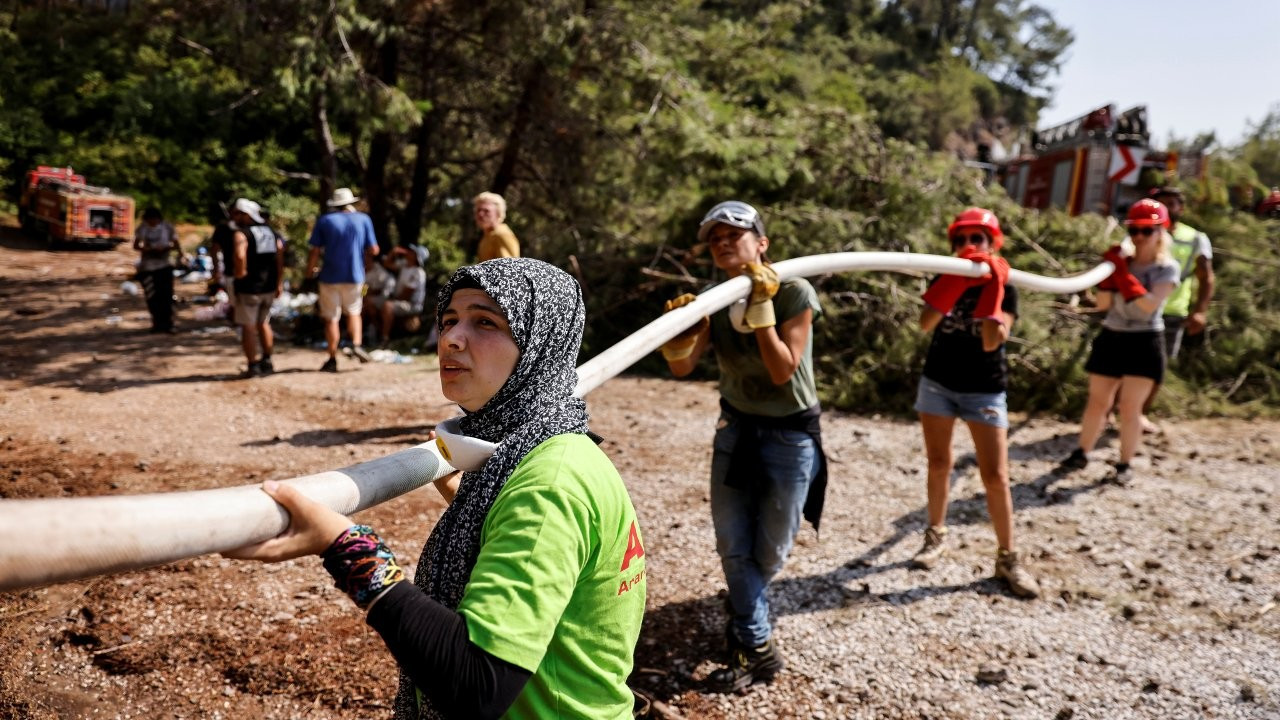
[1153,228,1174,264]
[1124,228,1174,265]
[473,191,507,222]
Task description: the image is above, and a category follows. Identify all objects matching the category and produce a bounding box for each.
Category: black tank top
[232,224,280,295]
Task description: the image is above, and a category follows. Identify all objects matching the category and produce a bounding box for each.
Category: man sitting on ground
[378,245,428,344]
[362,252,397,343]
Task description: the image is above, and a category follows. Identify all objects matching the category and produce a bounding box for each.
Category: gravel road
[1,232,1276,719]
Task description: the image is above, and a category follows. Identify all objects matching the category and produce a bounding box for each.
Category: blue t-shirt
[308,211,378,284]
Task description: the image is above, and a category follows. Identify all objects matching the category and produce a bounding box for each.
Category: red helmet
[948,207,1003,250]
[1126,198,1170,228]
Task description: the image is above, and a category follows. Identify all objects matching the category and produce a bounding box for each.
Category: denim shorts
[914,376,1008,429]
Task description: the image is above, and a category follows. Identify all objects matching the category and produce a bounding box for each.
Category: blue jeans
[710,413,818,648]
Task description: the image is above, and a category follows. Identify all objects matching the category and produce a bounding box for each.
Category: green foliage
[2,0,1277,418]
[1158,210,1280,414]
[1236,106,1280,190]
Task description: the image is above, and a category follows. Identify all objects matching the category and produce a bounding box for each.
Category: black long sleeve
[366,582,532,719]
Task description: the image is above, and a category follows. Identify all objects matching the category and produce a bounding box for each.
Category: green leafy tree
[1237,105,1280,191]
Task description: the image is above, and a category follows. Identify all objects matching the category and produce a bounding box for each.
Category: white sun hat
[327,187,360,208]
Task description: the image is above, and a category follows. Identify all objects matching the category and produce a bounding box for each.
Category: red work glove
[1102,245,1146,301]
[922,246,985,315]
[968,253,1010,321]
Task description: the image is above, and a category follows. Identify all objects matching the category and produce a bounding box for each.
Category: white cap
[232,198,264,224]
[327,187,360,208]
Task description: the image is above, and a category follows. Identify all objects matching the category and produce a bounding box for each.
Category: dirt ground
[1,226,1277,719]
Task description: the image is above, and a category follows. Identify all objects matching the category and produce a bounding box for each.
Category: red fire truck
[1257,187,1280,219]
[999,105,1186,218]
[18,166,135,248]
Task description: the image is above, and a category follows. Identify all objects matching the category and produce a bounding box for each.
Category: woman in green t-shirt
[227,258,646,720]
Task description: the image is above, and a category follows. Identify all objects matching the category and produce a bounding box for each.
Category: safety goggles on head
[697,201,766,243]
[949,231,990,248]
[1127,226,1157,237]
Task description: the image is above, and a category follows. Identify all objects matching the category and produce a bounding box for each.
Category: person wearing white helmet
[661,200,826,693]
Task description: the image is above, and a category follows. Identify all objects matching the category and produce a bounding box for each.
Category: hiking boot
[320,356,338,373]
[257,357,274,375]
[911,525,948,570]
[1107,462,1133,486]
[350,345,372,363]
[994,548,1041,599]
[1057,448,1088,473]
[709,636,784,693]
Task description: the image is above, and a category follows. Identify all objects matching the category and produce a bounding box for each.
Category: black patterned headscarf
[396,257,590,719]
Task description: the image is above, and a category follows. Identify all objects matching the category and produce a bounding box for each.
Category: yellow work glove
[660,293,709,362]
[741,261,779,330]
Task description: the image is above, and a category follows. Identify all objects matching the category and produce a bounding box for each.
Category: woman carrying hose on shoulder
[1059,199,1180,485]
[227,258,647,720]
[661,200,827,693]
[911,207,1040,599]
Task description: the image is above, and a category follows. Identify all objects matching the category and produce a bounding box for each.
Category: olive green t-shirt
[458,433,646,720]
[710,277,822,417]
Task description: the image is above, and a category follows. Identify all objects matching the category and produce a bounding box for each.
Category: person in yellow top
[474,191,520,261]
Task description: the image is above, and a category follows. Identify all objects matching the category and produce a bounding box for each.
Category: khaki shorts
[234,292,274,326]
[318,283,363,321]
[386,300,423,317]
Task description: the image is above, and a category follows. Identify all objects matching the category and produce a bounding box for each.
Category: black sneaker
[709,636,784,693]
[320,356,338,373]
[1057,448,1088,473]
[257,357,274,375]
[1107,462,1133,486]
[243,362,261,379]
[350,345,372,363]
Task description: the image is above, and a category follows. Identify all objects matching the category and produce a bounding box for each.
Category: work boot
[1057,448,1088,473]
[320,356,338,373]
[994,548,1040,598]
[710,635,784,693]
[911,525,948,570]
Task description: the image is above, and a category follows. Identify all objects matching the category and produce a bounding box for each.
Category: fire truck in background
[999,105,1202,219]
[18,166,135,248]
[1256,187,1280,219]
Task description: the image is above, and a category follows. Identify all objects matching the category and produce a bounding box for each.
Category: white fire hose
[0,252,1114,591]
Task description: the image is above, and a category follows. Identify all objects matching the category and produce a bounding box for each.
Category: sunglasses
[1127,227,1157,237]
[950,232,989,247]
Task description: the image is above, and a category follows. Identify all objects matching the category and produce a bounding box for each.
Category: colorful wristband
[321,525,405,610]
